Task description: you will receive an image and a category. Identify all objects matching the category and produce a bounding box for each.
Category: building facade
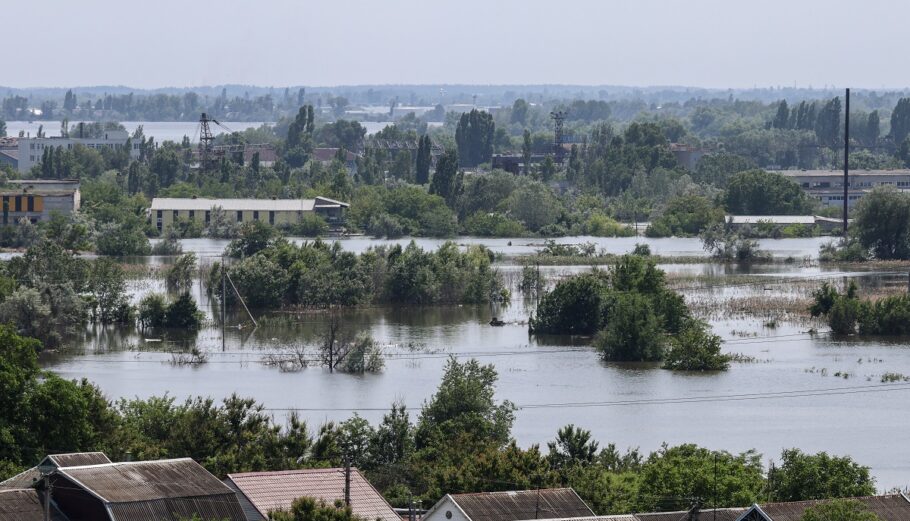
[149,196,349,233]
[16,129,139,173]
[775,169,910,207]
[0,179,81,224]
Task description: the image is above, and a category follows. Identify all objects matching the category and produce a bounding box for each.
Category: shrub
[662,320,729,371]
[285,213,329,237]
[582,213,635,237]
[138,294,168,330]
[463,212,527,237]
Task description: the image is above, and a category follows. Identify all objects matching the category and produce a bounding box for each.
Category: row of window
[155,209,279,230]
[1,195,42,212]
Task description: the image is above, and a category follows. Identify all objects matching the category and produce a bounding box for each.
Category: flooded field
[38,238,910,490]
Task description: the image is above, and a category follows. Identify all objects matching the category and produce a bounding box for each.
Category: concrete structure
[149,196,349,232]
[0,179,81,225]
[225,468,399,521]
[669,143,709,170]
[775,169,910,207]
[725,215,842,233]
[16,129,139,173]
[423,488,594,521]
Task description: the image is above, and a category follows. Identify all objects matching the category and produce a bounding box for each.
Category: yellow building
[0,179,81,225]
[149,196,348,232]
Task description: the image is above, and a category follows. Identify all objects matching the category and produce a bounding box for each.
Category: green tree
[415,135,431,185]
[725,170,814,215]
[510,99,529,125]
[800,499,881,521]
[769,449,875,501]
[772,100,791,129]
[522,129,532,176]
[890,98,910,145]
[530,271,612,335]
[851,186,910,259]
[662,320,729,371]
[594,293,664,362]
[547,424,599,470]
[415,358,515,450]
[226,221,279,257]
[865,110,880,146]
[646,194,724,237]
[429,149,461,208]
[455,109,495,167]
[815,97,842,147]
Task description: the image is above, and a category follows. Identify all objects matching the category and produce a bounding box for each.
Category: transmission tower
[199,112,215,171]
[550,110,567,164]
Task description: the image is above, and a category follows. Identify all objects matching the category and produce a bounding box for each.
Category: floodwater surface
[40,251,910,490]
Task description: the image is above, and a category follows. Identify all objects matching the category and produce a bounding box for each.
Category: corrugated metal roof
[776,169,910,177]
[106,495,247,521]
[58,458,235,503]
[449,488,594,521]
[45,452,112,468]
[151,197,317,212]
[0,489,44,521]
[226,467,399,521]
[0,467,41,490]
[518,516,637,521]
[726,215,816,225]
[636,508,746,521]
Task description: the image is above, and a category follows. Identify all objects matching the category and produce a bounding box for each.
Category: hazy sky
[6,0,906,89]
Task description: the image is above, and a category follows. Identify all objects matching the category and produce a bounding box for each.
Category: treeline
[209,226,506,309]
[0,239,202,347]
[0,334,876,514]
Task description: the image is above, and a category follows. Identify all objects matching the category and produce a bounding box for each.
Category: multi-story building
[16,129,139,173]
[775,169,910,207]
[0,179,81,225]
[149,196,349,233]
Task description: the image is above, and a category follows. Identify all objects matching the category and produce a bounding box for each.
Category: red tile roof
[226,468,399,521]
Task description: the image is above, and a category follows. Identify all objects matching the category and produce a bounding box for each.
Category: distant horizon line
[3,83,910,92]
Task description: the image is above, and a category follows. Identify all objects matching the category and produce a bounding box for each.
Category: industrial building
[15,129,140,173]
[0,179,81,225]
[775,169,910,207]
[149,196,349,232]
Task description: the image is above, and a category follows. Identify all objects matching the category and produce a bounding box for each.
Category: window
[173,210,179,220]
[253,210,259,220]
[27,196,34,212]
[14,196,21,212]
[237,211,243,222]
[269,211,275,225]
[189,210,195,219]
[156,210,163,232]
[205,211,211,224]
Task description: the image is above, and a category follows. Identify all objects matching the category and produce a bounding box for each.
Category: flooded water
[40,248,910,490]
[157,235,833,260]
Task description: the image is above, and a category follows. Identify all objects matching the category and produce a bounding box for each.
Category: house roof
[0,452,111,490]
[57,458,234,504]
[776,169,910,177]
[443,488,594,521]
[313,148,358,162]
[0,489,45,521]
[225,467,399,521]
[55,458,245,521]
[151,197,317,212]
[636,508,746,521]
[753,494,910,521]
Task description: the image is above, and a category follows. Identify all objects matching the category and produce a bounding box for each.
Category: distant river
[5,120,398,142]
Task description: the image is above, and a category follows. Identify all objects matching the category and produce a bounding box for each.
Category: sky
[5,0,908,89]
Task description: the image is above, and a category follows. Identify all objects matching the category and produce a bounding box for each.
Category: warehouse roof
[726,215,817,225]
[225,467,399,521]
[429,488,594,521]
[150,196,348,212]
[0,489,46,521]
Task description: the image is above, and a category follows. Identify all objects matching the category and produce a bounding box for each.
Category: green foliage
[95,221,152,256]
[662,320,730,371]
[506,182,562,233]
[429,149,462,208]
[800,499,881,521]
[151,226,185,255]
[646,194,724,237]
[857,294,910,336]
[724,170,814,215]
[637,444,765,511]
[578,213,635,237]
[700,224,770,262]
[138,293,168,330]
[226,220,280,257]
[769,449,875,501]
[594,293,664,362]
[270,497,366,521]
[463,212,527,237]
[349,185,456,238]
[851,186,910,260]
[530,270,612,335]
[547,424,599,470]
[88,258,132,324]
[137,293,202,329]
[284,213,329,237]
[315,120,366,151]
[455,109,495,167]
[166,253,196,294]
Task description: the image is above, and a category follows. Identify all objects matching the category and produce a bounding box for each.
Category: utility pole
[43,475,51,521]
[344,454,351,507]
[843,88,850,236]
